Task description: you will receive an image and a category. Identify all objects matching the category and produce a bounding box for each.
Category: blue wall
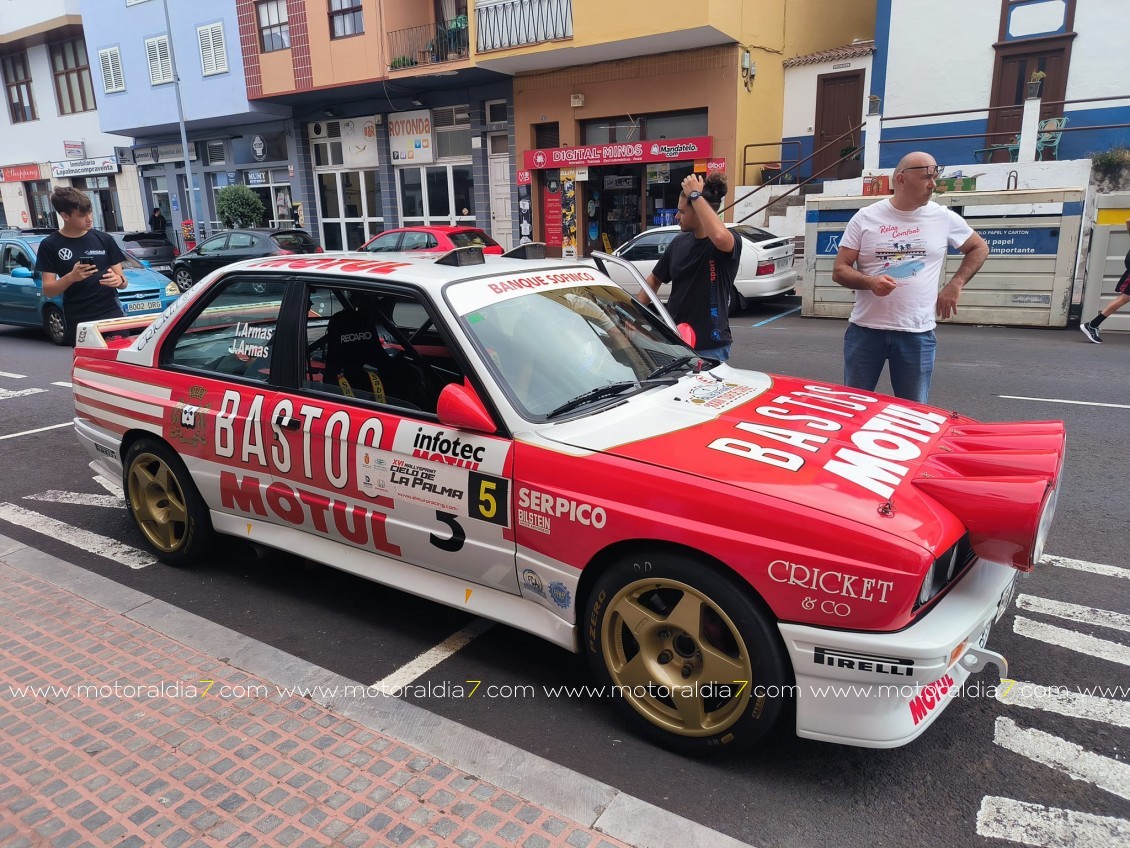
[81,0,254,134]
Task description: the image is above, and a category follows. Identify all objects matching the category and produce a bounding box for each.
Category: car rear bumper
[777,556,1018,748]
[735,267,797,300]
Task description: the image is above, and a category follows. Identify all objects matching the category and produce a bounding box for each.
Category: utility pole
[160,0,199,247]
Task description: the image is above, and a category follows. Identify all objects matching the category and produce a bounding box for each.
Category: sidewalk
[0,536,750,848]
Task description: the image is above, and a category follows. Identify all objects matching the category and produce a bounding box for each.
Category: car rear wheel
[584,552,790,755]
[42,304,67,345]
[728,290,747,316]
[174,268,194,292]
[124,439,215,565]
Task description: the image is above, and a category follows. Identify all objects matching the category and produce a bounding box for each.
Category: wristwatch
[688,190,703,202]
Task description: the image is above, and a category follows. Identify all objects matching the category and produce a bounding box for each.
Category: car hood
[536,366,1065,564]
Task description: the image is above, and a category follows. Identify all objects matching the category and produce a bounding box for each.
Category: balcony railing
[476,0,573,53]
[388,18,469,69]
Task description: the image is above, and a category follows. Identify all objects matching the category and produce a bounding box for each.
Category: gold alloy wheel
[600,578,753,737]
[127,451,190,553]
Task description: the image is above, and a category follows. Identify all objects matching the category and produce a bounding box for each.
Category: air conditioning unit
[570,94,585,108]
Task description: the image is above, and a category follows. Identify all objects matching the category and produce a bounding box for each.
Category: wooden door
[813,70,864,180]
[987,46,1067,152]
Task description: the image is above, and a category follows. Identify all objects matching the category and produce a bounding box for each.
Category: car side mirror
[437,381,496,434]
[677,322,696,347]
[11,267,34,279]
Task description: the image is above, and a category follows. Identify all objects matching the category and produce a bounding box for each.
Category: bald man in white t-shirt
[831,151,989,403]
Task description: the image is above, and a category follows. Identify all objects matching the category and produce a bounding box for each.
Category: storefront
[309,115,384,250]
[388,106,475,233]
[523,135,724,256]
[51,157,123,232]
[134,142,200,248]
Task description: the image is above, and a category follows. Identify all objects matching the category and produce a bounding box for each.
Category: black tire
[42,304,67,345]
[583,551,790,755]
[728,290,747,317]
[174,267,194,292]
[124,439,215,565]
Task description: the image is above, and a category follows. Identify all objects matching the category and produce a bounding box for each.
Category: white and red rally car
[71,245,1065,755]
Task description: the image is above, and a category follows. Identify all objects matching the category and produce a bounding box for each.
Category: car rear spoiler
[588,250,680,332]
[72,314,156,350]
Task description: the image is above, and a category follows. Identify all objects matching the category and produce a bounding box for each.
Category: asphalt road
[0,303,1127,848]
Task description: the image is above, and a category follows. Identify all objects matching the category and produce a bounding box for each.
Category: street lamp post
[160,0,199,248]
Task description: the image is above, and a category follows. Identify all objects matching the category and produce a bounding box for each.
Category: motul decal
[909,674,955,725]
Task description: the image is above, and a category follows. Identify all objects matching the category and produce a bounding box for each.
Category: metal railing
[388,18,469,68]
[476,0,573,53]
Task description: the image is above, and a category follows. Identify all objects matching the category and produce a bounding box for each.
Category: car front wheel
[174,267,194,292]
[583,552,790,755]
[42,304,67,345]
[124,439,214,565]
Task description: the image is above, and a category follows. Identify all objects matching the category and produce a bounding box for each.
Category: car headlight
[918,560,937,606]
[165,282,179,296]
[1032,484,1059,566]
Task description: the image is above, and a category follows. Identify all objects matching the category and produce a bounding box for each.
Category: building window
[98,47,125,93]
[198,23,229,76]
[146,36,174,85]
[329,0,364,38]
[432,105,471,158]
[257,1,290,52]
[50,39,96,114]
[1,52,37,123]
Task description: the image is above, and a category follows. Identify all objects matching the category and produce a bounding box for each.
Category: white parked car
[596,224,797,313]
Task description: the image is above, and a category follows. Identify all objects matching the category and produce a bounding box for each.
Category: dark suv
[109,231,178,278]
[171,228,322,291]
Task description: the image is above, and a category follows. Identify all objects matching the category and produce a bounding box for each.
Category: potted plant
[1027,70,1046,99]
[837,143,864,179]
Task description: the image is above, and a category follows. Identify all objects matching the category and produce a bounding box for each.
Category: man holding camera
[35,187,128,345]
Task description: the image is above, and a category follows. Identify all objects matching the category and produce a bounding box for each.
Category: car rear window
[273,232,317,250]
[449,231,500,249]
[733,225,781,243]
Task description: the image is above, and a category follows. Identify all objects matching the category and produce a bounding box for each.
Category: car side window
[228,232,256,250]
[164,277,288,383]
[302,284,462,415]
[400,232,433,250]
[197,235,228,255]
[620,233,667,262]
[365,233,401,253]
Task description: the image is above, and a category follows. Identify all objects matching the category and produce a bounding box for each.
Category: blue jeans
[843,323,936,404]
[696,344,731,362]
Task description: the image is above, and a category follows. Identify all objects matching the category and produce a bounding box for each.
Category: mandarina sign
[523,136,713,169]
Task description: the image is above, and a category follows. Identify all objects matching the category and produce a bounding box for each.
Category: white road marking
[994,717,1130,802]
[1000,394,1130,410]
[1016,594,1130,634]
[0,502,153,569]
[0,422,73,441]
[996,678,1130,728]
[0,371,26,378]
[94,475,124,498]
[369,619,494,695]
[1042,555,1130,580]
[52,381,72,388]
[976,796,1130,847]
[0,388,47,401]
[25,491,125,509]
[1014,617,1130,666]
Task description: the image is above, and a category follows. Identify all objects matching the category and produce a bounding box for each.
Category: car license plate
[152,265,172,273]
[994,577,1017,623]
[125,300,161,313]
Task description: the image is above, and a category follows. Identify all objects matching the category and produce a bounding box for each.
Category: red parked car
[361,225,504,255]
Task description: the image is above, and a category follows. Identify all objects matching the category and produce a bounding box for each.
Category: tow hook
[960,646,1008,678]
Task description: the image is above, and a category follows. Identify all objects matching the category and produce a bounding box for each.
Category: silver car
[599,224,797,314]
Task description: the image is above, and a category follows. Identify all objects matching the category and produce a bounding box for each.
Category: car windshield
[449,231,499,249]
[455,283,693,420]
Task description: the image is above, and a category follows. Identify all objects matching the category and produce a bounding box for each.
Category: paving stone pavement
[0,561,637,848]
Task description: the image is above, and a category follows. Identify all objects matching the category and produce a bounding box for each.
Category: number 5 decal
[430,511,466,552]
[468,472,510,527]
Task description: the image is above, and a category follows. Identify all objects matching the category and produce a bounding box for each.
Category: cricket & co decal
[769,559,895,604]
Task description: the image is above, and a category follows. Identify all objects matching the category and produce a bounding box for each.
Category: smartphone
[77,255,95,266]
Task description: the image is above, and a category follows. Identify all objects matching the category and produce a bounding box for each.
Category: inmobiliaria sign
[523,136,712,170]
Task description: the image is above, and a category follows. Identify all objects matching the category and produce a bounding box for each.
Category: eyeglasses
[900,165,945,179]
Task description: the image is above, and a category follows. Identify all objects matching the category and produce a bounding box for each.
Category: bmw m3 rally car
[70,245,1065,755]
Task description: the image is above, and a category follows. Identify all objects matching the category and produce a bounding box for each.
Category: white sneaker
[1079,322,1102,344]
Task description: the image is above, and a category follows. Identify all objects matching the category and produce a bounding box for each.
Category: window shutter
[205,140,226,164]
[146,36,172,85]
[99,47,124,93]
[198,24,228,76]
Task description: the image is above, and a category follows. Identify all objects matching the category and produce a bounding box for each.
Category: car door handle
[273,413,300,430]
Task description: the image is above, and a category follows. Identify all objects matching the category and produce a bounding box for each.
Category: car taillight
[314,246,324,253]
[756,260,775,276]
[172,247,180,257]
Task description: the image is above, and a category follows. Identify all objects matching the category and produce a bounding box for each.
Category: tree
[215,184,265,228]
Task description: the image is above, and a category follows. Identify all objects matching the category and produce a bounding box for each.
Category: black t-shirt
[653,230,742,350]
[35,230,127,324]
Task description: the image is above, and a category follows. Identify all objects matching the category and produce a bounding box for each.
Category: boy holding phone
[35,186,128,345]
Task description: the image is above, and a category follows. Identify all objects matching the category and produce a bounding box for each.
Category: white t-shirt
[840,199,974,332]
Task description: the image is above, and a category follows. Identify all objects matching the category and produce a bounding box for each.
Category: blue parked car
[0,229,180,344]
